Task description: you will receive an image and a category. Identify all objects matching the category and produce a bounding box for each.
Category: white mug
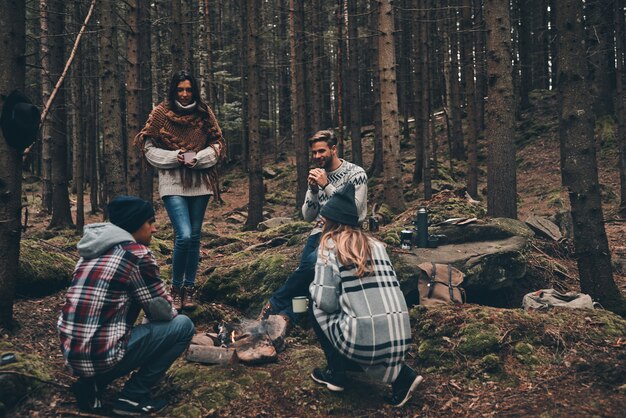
[292,296,308,313]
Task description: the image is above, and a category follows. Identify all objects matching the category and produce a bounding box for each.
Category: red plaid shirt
[58,241,173,377]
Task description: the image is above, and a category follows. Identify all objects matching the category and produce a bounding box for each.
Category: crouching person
[57,196,195,415]
[309,184,423,407]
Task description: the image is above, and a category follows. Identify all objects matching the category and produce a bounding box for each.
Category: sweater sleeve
[310,246,341,314]
[191,144,220,170]
[302,188,321,222]
[144,139,181,169]
[352,170,368,223]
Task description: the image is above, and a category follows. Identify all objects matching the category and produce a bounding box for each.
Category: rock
[257,217,294,231]
[262,167,278,179]
[225,212,247,224]
[525,215,562,241]
[18,239,76,297]
[393,218,534,307]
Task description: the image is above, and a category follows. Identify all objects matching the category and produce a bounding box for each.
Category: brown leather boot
[182,285,197,310]
[171,285,184,311]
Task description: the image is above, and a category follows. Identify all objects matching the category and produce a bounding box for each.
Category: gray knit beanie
[320,183,359,226]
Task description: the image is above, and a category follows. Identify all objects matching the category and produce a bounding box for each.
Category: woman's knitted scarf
[134,101,227,200]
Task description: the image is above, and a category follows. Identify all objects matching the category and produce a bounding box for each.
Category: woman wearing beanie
[135,70,226,310]
[309,183,423,407]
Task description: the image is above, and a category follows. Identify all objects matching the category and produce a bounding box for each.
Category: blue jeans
[269,233,320,322]
[163,195,210,288]
[97,315,195,399]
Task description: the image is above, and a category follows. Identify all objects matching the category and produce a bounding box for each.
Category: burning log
[186,345,238,365]
[197,315,289,365]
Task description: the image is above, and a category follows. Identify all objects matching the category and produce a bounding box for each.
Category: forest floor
[3,91,626,417]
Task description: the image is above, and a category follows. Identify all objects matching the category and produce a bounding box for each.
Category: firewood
[191,333,215,347]
[185,345,238,365]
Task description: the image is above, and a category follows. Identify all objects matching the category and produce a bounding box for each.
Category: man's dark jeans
[97,315,195,400]
[269,232,320,322]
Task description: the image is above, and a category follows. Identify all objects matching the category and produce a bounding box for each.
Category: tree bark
[289,0,308,210]
[616,0,626,216]
[369,1,383,177]
[461,0,480,199]
[378,0,405,212]
[126,0,142,197]
[485,0,517,219]
[347,0,362,166]
[47,0,73,228]
[99,0,127,202]
[0,0,26,329]
[585,0,615,117]
[556,0,625,315]
[245,0,264,228]
[39,0,52,213]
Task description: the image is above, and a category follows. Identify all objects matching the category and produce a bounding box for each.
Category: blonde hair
[319,219,372,277]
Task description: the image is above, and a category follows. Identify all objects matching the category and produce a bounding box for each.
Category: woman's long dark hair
[167,70,204,110]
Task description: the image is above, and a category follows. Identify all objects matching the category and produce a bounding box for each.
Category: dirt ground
[3,103,626,416]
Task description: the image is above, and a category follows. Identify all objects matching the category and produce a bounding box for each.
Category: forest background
[1,0,626,415]
[2,0,626,337]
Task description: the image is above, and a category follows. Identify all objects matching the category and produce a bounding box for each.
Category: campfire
[186,315,289,365]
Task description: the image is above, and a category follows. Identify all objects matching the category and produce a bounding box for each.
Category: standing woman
[135,70,226,310]
[309,183,423,407]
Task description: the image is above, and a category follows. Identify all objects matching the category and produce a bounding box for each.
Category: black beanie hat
[320,183,359,226]
[107,195,155,233]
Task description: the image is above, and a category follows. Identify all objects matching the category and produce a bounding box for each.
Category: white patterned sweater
[302,159,368,235]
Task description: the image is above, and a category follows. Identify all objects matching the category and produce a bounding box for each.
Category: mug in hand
[292,296,308,313]
[183,151,197,164]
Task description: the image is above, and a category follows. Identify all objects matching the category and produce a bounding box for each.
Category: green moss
[200,254,291,314]
[458,323,500,356]
[17,239,76,297]
[257,221,311,241]
[513,342,540,366]
[0,346,54,411]
[480,354,502,373]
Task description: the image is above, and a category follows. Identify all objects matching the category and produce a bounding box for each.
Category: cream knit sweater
[143,139,220,197]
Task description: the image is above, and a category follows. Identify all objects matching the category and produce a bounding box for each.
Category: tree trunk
[290,0,308,210]
[309,0,323,134]
[48,0,73,228]
[278,0,291,149]
[40,0,52,213]
[139,1,153,202]
[347,0,362,166]
[556,0,625,315]
[369,1,383,177]
[378,0,405,212]
[616,0,626,216]
[412,0,428,186]
[447,0,465,161]
[474,0,486,130]
[530,0,550,90]
[461,0,480,199]
[126,0,142,196]
[171,0,192,71]
[485,0,517,219]
[518,0,531,109]
[0,0,26,329]
[99,0,127,202]
[245,0,264,228]
[335,0,345,157]
[585,0,615,117]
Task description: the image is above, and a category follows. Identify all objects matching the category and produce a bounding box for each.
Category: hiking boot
[182,285,197,310]
[112,395,167,416]
[387,365,423,408]
[171,285,184,311]
[71,377,102,412]
[258,301,277,320]
[311,367,347,392]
